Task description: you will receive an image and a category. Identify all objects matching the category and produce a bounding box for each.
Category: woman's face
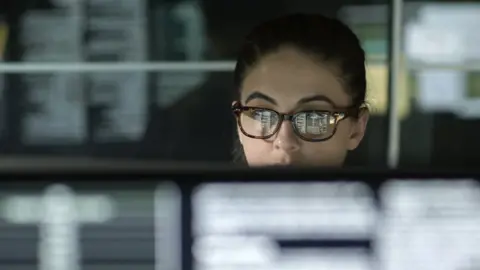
[237,47,368,167]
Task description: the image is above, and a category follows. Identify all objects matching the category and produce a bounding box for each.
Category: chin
[249,161,302,167]
[274,161,343,167]
[246,157,345,167]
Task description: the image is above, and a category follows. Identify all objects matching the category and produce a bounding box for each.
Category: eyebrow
[244,91,277,105]
[297,94,336,106]
[245,91,337,107]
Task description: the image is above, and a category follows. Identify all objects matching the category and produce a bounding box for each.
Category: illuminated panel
[20,10,86,144]
[155,183,182,270]
[0,182,181,270]
[0,21,7,59]
[86,0,148,142]
[1,184,117,270]
[378,179,480,270]
[192,182,378,270]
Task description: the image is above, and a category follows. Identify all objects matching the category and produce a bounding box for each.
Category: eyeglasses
[232,101,359,142]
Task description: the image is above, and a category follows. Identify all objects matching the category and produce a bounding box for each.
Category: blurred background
[0,0,479,168]
[1,1,480,268]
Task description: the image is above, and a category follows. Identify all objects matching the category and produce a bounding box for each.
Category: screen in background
[192,180,480,270]
[378,180,480,270]
[0,176,479,270]
[0,182,181,270]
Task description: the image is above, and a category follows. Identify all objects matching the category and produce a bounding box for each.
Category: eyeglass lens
[240,108,336,140]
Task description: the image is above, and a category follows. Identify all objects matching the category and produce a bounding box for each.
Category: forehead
[240,47,351,108]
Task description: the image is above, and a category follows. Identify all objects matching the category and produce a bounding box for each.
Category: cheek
[334,121,355,141]
[240,135,272,166]
[300,141,348,166]
[300,125,351,165]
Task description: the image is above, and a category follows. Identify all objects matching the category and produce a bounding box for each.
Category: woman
[232,13,369,167]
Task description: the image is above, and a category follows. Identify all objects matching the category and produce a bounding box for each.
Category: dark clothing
[141,73,235,162]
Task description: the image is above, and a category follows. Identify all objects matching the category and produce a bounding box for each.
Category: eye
[240,108,280,137]
[251,109,277,127]
[295,111,332,135]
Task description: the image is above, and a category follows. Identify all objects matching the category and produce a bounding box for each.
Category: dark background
[0,0,479,168]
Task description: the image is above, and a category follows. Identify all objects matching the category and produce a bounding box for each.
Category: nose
[273,120,300,153]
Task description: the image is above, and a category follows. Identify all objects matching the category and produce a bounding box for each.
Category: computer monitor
[0,167,478,270]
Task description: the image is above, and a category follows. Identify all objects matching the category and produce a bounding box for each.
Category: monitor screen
[0,168,478,270]
[0,180,181,270]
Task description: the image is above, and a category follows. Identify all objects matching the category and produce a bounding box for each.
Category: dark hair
[233,13,367,163]
[234,13,366,107]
